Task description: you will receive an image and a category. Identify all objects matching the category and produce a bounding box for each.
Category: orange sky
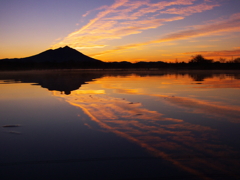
[1,0,240,62]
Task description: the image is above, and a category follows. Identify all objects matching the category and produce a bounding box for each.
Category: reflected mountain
[0,71,240,95]
[0,71,105,95]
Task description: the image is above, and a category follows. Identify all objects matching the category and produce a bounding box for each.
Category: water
[0,70,240,180]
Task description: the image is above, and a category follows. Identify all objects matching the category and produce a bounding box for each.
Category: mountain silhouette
[0,46,105,70]
[1,46,239,70]
[21,46,101,63]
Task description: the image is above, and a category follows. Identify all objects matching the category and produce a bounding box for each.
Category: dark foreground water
[0,70,240,180]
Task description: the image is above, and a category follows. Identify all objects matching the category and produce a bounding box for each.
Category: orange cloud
[157,13,240,42]
[129,0,195,18]
[75,45,107,49]
[91,13,240,57]
[51,0,219,51]
[160,2,219,16]
[70,0,129,36]
[184,49,240,58]
[91,41,151,57]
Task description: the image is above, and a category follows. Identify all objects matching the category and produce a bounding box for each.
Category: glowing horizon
[1,0,240,62]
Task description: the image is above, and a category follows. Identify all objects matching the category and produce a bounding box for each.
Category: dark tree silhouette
[233,57,240,63]
[189,55,213,64]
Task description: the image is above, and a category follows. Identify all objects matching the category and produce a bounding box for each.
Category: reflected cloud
[7,131,22,135]
[53,76,240,178]
[73,90,105,94]
[99,74,240,123]
[1,71,240,179]
[97,75,240,123]
[193,78,240,89]
[114,88,141,94]
[160,95,240,123]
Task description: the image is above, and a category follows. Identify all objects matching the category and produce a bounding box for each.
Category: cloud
[91,41,151,57]
[70,0,129,36]
[157,13,240,42]
[75,45,107,49]
[160,2,219,16]
[91,13,240,57]
[51,0,219,50]
[184,49,240,57]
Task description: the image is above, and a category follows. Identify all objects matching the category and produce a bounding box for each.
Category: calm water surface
[0,71,240,180]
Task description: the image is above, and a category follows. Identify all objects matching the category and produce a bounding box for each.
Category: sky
[1,0,240,62]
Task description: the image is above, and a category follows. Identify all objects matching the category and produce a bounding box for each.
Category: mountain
[0,46,105,70]
[2,46,101,63]
[23,46,101,63]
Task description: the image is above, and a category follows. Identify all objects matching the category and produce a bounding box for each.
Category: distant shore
[0,69,240,75]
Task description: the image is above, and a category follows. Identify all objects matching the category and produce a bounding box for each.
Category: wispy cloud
[184,49,240,58]
[52,0,218,50]
[91,13,240,57]
[75,45,107,49]
[160,2,219,16]
[157,13,240,42]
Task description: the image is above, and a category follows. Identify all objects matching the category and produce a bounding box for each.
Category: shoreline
[0,69,240,75]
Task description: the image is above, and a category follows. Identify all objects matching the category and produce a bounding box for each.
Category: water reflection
[1,71,240,179]
[54,93,240,179]
[1,70,240,95]
[162,96,240,123]
[0,71,105,95]
[49,72,240,179]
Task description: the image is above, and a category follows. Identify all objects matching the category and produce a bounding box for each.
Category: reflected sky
[1,71,240,179]
[51,72,240,179]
